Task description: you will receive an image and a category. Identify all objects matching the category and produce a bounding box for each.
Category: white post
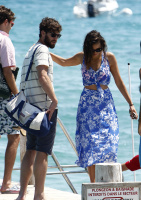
[128,63,136,181]
[95,163,122,182]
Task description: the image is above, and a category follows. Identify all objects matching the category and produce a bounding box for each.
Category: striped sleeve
[34,45,49,68]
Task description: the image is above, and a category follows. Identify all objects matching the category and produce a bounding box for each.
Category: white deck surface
[0,180,81,200]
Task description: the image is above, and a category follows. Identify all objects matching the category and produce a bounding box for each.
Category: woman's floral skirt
[75,88,119,168]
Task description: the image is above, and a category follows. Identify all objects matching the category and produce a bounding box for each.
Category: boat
[73,0,119,18]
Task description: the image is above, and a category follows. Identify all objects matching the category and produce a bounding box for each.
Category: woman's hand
[129,105,138,120]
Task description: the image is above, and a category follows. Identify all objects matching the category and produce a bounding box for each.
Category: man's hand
[46,99,58,120]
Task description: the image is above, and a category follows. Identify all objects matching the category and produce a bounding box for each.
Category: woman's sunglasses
[92,48,102,53]
[50,32,61,39]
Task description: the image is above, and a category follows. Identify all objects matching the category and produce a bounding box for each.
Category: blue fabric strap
[25,45,40,82]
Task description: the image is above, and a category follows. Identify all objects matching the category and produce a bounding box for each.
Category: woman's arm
[50,52,83,67]
[107,52,138,119]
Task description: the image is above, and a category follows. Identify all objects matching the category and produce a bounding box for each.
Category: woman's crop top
[81,53,111,95]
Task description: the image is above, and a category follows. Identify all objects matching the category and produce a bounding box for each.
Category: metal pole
[57,117,88,174]
[57,117,78,156]
[47,170,86,175]
[51,152,78,194]
[128,63,136,181]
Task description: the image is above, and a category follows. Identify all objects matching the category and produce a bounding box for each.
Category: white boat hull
[73,0,119,18]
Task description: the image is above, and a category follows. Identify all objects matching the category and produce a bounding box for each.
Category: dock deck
[0,185,81,200]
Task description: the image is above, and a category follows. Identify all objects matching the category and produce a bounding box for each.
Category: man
[0,5,20,193]
[16,17,62,200]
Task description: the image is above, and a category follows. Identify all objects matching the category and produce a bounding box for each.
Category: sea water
[0,0,141,194]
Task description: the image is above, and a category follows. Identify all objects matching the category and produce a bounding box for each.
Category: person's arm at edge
[108,52,138,119]
[3,66,19,95]
[50,52,83,66]
[37,65,58,120]
[138,98,141,135]
[138,68,141,135]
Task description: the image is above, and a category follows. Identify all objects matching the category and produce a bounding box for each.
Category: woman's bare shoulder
[106,52,115,58]
[106,52,116,64]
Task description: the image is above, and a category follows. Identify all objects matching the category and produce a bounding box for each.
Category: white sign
[87,187,139,200]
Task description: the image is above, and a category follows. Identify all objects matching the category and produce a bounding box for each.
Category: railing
[47,117,87,194]
[15,117,88,194]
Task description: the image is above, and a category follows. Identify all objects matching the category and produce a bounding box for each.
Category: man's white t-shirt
[20,42,55,110]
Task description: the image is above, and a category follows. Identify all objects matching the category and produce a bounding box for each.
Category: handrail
[47,117,87,194]
[13,164,79,170]
[47,170,86,175]
[48,165,79,168]
[51,152,78,193]
[57,117,78,156]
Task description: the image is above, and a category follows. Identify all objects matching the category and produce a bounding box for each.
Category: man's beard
[44,34,55,49]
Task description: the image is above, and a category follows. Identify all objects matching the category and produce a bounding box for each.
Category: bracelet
[129,104,134,107]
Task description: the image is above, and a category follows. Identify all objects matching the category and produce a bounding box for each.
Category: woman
[51,30,138,182]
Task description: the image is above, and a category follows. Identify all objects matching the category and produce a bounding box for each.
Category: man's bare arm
[37,65,58,120]
[3,66,19,95]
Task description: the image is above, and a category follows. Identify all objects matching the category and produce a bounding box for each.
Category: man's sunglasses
[50,32,61,39]
[92,48,102,53]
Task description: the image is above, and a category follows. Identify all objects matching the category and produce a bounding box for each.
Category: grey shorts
[26,109,58,155]
[0,97,20,135]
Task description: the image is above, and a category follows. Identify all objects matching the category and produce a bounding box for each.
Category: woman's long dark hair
[83,30,107,66]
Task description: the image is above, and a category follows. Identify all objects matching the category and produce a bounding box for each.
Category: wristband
[129,104,134,107]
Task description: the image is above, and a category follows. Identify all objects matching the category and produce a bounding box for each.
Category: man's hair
[39,17,62,38]
[0,5,16,25]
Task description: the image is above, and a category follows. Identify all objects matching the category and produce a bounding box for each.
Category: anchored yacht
[73,0,119,17]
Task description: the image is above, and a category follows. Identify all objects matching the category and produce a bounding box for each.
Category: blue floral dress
[75,54,119,168]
